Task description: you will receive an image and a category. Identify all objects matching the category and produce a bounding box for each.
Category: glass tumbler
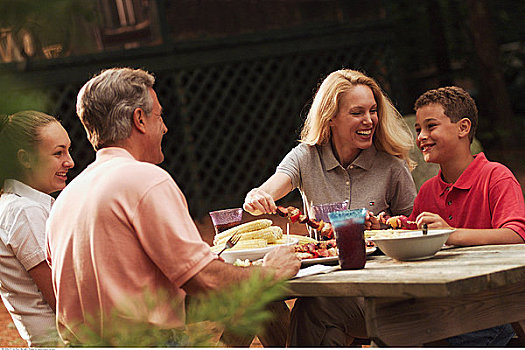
[209,208,243,235]
[328,208,367,269]
[312,200,349,223]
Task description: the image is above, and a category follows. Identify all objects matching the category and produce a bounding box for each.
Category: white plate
[221,238,299,264]
[300,246,377,267]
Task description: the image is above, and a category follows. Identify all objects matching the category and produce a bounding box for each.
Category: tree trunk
[466,0,516,151]
[427,0,454,87]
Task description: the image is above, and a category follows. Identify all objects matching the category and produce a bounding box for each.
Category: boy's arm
[415,211,525,245]
[446,227,524,246]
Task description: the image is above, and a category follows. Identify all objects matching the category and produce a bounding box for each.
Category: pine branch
[70,272,287,347]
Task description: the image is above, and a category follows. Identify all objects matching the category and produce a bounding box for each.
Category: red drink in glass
[333,220,366,269]
[209,208,243,235]
[328,208,367,270]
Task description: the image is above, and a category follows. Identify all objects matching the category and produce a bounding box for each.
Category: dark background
[1,0,524,219]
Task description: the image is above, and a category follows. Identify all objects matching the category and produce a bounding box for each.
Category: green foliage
[70,271,286,347]
[186,271,286,338]
[0,75,49,115]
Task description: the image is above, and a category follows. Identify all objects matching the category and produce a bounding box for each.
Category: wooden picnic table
[287,244,525,346]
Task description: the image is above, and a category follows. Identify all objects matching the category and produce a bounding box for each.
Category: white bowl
[371,229,454,261]
[221,238,299,264]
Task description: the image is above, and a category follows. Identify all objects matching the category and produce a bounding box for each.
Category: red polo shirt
[409,153,525,240]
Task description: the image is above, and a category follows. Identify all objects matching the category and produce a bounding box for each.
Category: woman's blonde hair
[300,69,415,169]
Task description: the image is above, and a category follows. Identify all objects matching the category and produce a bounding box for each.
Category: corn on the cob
[235,228,276,244]
[286,234,318,245]
[211,238,268,252]
[210,238,268,254]
[273,239,293,245]
[268,226,283,241]
[213,219,272,244]
[229,239,267,250]
[210,237,268,253]
[272,226,283,240]
[214,226,283,247]
[273,235,317,245]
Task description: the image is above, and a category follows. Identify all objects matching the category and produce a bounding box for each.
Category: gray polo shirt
[276,143,417,220]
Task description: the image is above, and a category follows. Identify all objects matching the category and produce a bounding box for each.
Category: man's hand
[263,245,301,280]
[415,212,453,229]
[183,244,300,295]
[243,188,277,215]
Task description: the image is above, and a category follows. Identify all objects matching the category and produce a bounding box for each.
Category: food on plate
[381,215,418,230]
[210,219,286,254]
[233,258,264,267]
[286,234,318,245]
[210,237,269,254]
[213,219,273,243]
[294,239,338,260]
[213,226,282,246]
[276,205,335,240]
[212,239,269,254]
[365,229,420,240]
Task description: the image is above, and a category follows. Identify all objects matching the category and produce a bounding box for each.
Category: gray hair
[76,67,155,150]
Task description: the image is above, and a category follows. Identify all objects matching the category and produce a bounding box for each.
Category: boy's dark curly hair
[414,86,478,143]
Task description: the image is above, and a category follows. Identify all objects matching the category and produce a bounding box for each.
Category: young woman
[0,110,74,346]
[244,68,417,225]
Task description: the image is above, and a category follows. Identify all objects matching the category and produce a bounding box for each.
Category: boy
[411,86,525,245]
[410,86,525,346]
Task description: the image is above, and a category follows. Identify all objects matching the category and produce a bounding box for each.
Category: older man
[46,67,300,344]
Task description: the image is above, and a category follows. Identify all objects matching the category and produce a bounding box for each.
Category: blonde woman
[243,69,417,346]
[244,69,416,225]
[0,111,74,346]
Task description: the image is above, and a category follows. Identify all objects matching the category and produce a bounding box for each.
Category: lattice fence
[40,38,393,218]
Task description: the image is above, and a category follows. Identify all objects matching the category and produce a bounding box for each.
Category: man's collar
[96,147,136,161]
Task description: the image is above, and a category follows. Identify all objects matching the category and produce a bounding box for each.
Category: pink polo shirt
[46,148,217,343]
[409,153,525,240]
